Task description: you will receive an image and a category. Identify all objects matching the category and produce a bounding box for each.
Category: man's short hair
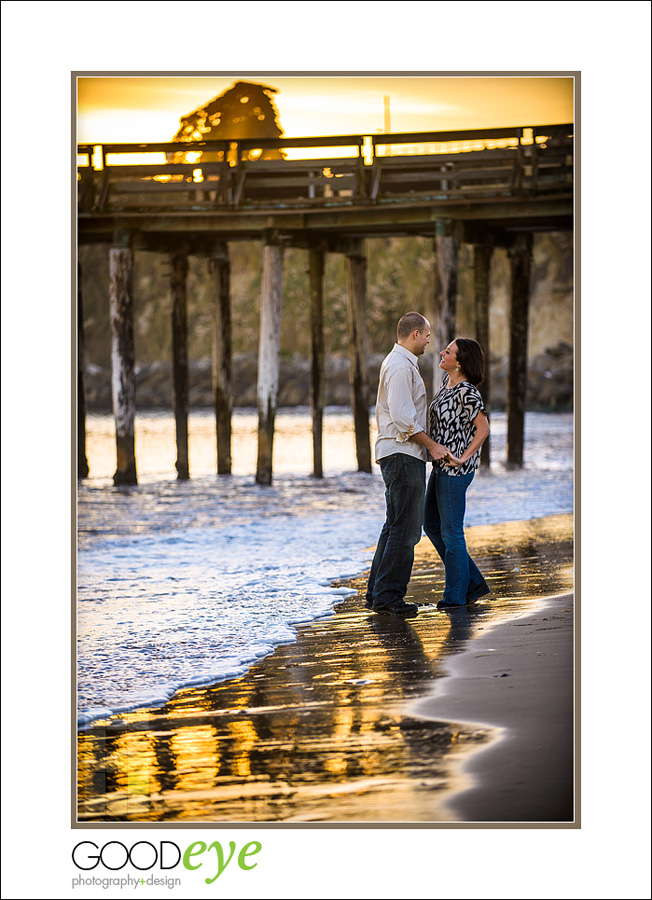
[397,312,428,340]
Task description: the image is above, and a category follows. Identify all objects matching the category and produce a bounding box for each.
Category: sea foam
[77,409,573,725]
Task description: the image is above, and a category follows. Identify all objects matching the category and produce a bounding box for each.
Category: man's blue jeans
[366,453,426,609]
[424,468,490,606]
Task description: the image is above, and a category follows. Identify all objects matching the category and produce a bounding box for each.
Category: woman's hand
[443,452,464,467]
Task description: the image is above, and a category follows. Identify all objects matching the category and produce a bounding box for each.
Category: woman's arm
[444,411,490,467]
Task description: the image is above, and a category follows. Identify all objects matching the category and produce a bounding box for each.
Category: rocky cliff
[84,341,572,412]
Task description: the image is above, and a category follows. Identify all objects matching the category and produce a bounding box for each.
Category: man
[365,312,449,617]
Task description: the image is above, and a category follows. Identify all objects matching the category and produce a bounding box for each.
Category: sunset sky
[77,74,574,144]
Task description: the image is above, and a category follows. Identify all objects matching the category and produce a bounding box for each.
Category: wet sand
[410,592,574,823]
[77,513,574,825]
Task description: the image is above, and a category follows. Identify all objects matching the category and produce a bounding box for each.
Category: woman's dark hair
[454,337,485,385]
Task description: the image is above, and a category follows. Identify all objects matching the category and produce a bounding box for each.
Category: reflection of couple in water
[366,312,491,617]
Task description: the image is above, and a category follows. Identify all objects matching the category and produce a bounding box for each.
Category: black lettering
[160,841,181,870]
[72,841,100,871]
[99,841,129,871]
[129,841,158,871]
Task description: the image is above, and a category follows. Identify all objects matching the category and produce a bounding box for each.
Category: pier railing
[77,124,573,214]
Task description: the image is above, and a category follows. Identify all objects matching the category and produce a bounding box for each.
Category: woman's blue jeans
[366,453,426,610]
[423,468,489,606]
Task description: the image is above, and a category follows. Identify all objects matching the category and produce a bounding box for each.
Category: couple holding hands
[366,311,491,617]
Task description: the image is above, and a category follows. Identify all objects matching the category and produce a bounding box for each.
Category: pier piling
[210,243,233,475]
[309,244,326,478]
[473,239,494,467]
[77,261,89,479]
[433,221,459,394]
[170,249,190,480]
[256,237,283,485]
[507,233,533,467]
[109,242,137,485]
[345,239,372,473]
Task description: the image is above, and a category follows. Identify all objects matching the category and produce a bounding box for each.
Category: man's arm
[385,365,424,443]
[384,361,448,459]
[386,365,443,451]
[409,430,449,460]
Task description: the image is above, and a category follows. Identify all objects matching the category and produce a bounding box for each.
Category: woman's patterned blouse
[428,374,487,476]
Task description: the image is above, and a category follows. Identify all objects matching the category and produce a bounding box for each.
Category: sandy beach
[411,592,574,823]
[77,512,574,825]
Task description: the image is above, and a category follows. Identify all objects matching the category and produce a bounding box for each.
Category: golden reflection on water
[78,514,573,823]
[114,732,160,797]
[170,725,220,792]
[85,410,378,480]
[228,719,258,778]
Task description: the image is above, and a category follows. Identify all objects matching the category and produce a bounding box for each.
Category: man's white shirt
[374,343,428,464]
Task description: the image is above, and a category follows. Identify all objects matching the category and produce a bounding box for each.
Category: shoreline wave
[77,410,573,728]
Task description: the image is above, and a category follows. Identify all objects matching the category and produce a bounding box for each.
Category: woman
[424,337,491,609]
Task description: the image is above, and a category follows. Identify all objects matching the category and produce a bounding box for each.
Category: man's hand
[408,431,450,460]
[428,440,450,461]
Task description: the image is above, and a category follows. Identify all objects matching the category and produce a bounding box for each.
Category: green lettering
[182,841,206,871]
[204,841,237,885]
[238,841,262,871]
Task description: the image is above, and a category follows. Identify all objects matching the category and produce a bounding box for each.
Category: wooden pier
[77,124,573,484]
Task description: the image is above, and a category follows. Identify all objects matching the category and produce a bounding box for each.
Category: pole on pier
[209,243,233,475]
[433,220,459,394]
[77,261,90,479]
[473,239,494,468]
[256,235,283,485]
[170,249,190,480]
[309,244,326,478]
[109,240,137,485]
[345,239,372,473]
[507,233,533,467]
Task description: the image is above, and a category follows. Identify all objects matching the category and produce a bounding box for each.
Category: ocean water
[77,408,574,725]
